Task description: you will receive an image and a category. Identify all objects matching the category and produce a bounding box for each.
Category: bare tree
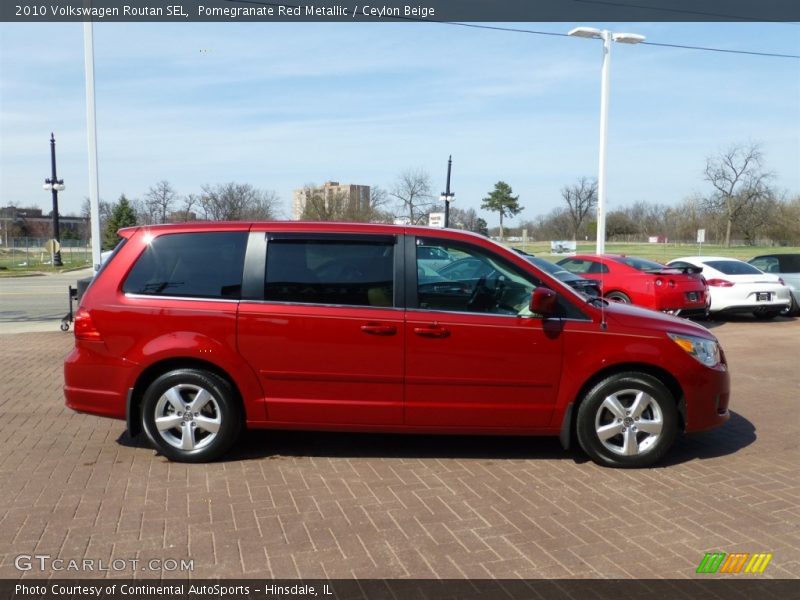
[449,207,488,235]
[390,169,439,224]
[367,185,394,223]
[300,187,349,221]
[530,207,572,241]
[177,193,200,221]
[703,143,773,247]
[200,183,279,221]
[561,177,597,240]
[737,193,778,245]
[764,194,800,246]
[81,197,111,240]
[144,180,177,224]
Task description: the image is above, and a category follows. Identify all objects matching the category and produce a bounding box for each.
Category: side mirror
[530,287,557,317]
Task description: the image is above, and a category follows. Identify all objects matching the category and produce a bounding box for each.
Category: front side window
[749,257,778,273]
[123,232,247,299]
[265,238,395,307]
[415,239,536,315]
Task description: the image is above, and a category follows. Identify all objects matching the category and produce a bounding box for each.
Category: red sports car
[557,254,708,317]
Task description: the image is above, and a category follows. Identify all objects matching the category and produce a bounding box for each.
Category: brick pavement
[0,319,798,580]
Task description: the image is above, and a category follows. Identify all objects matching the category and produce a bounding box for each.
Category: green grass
[0,247,91,275]
[507,241,800,264]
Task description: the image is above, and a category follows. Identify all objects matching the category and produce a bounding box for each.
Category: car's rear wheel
[781,295,799,317]
[576,372,678,468]
[753,308,781,320]
[605,291,631,303]
[141,368,241,462]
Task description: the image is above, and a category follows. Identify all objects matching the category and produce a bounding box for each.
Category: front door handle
[361,323,397,336]
[413,326,450,338]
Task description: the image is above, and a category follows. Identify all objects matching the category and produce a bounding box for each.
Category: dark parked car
[65,223,730,468]
[747,253,800,316]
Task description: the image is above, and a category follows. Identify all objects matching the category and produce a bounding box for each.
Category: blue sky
[1,21,798,226]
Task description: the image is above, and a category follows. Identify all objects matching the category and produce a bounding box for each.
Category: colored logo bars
[697,552,773,574]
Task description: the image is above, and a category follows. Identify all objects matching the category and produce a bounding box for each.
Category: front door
[405,237,563,429]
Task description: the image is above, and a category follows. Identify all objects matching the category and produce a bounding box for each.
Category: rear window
[123,232,247,299]
[705,260,762,276]
[615,256,665,272]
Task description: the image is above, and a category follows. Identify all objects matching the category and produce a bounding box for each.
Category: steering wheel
[467,276,491,310]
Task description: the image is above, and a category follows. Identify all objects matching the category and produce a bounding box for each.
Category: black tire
[576,372,678,468]
[753,308,780,320]
[782,295,799,317]
[141,368,242,463]
[606,291,631,304]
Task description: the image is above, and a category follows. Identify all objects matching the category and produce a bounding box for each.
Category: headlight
[668,332,722,368]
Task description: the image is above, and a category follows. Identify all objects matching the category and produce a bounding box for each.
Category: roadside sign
[428,213,445,228]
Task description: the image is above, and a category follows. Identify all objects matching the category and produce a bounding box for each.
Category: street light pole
[440,155,455,228]
[597,30,611,256]
[44,132,65,267]
[568,27,645,255]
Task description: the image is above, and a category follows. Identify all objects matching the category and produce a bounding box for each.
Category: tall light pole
[439,155,455,228]
[84,20,102,271]
[43,133,65,267]
[568,27,645,255]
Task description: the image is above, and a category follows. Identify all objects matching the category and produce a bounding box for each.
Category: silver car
[748,253,800,316]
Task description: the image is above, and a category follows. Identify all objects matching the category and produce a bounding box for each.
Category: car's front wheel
[576,372,678,468]
[141,368,242,462]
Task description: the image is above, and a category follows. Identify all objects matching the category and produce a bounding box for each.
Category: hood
[601,301,716,339]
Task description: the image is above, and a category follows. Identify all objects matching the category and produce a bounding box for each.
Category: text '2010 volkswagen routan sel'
[65,223,730,468]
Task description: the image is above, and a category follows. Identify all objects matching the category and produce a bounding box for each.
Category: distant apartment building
[0,205,88,244]
[292,181,370,220]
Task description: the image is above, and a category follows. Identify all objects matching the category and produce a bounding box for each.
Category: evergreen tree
[481,181,523,241]
[103,195,138,250]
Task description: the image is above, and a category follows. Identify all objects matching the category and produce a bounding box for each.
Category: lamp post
[43,132,65,266]
[439,155,455,228]
[568,27,645,255]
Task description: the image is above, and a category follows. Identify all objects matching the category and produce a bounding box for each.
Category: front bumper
[682,364,731,433]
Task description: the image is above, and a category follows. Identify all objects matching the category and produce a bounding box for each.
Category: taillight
[706,279,734,287]
[74,308,102,341]
[655,277,663,287]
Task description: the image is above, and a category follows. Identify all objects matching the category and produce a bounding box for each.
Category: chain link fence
[0,238,92,270]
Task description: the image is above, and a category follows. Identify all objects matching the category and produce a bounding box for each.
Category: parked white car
[667,256,791,320]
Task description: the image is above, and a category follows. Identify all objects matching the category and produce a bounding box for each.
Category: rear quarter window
[123,232,247,299]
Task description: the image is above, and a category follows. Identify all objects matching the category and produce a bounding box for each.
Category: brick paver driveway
[0,318,798,579]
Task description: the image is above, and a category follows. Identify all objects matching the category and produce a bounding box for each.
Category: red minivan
[64,223,730,468]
